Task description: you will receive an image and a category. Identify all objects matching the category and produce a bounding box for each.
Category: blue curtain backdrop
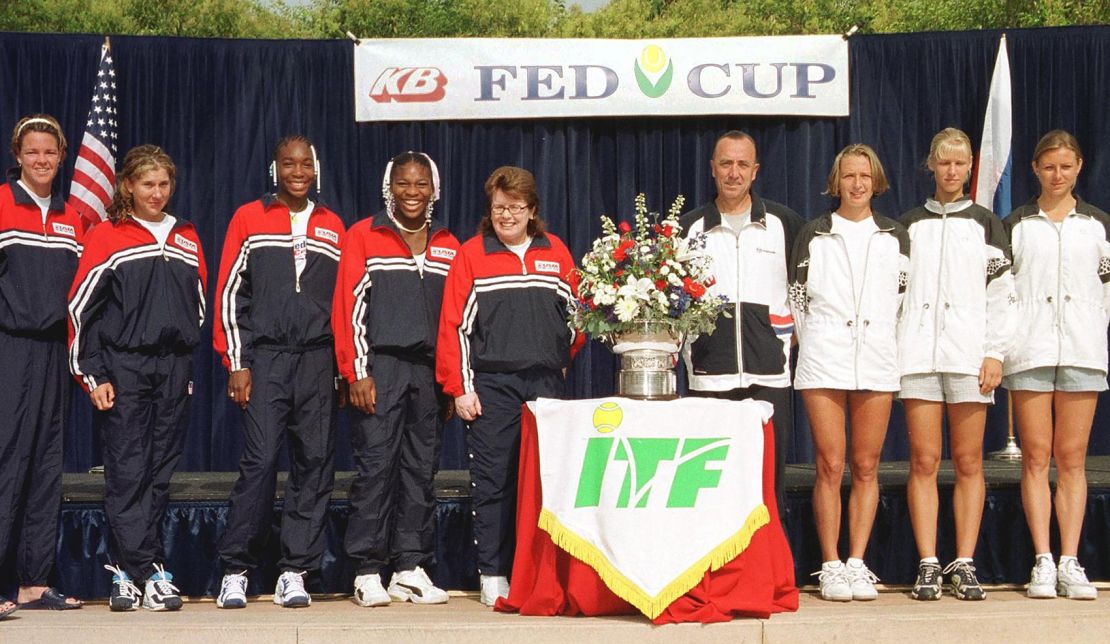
[1,27,1108,473]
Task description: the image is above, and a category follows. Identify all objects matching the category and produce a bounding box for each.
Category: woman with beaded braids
[0,114,85,616]
[333,151,460,606]
[213,135,346,609]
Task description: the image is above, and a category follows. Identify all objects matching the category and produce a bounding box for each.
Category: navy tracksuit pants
[345,354,443,576]
[219,346,336,574]
[468,368,564,577]
[0,330,67,587]
[98,349,193,582]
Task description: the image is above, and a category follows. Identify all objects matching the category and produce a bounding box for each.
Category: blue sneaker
[104,564,142,612]
[143,564,183,611]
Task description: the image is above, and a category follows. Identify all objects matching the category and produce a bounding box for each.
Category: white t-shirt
[720,204,752,234]
[506,238,532,262]
[290,201,314,280]
[135,213,177,248]
[831,213,879,306]
[17,180,52,226]
[413,252,426,275]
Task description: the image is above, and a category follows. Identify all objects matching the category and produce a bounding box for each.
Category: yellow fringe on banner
[537,504,770,619]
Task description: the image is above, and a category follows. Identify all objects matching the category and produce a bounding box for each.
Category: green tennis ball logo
[592,401,624,433]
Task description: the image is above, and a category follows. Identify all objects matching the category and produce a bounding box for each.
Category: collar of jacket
[370,210,448,238]
[260,192,332,213]
[115,213,196,236]
[698,192,769,230]
[1012,195,1099,220]
[7,173,67,213]
[482,230,551,254]
[924,198,974,214]
[812,210,899,235]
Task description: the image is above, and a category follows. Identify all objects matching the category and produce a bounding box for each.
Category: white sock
[954,557,973,564]
[1035,553,1054,565]
[822,560,843,569]
[846,557,865,568]
[1058,555,1077,566]
[920,556,939,564]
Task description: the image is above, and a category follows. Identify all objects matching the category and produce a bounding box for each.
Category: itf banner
[354,36,849,121]
[532,397,770,619]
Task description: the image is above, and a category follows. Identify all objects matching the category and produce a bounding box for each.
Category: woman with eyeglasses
[436,166,583,607]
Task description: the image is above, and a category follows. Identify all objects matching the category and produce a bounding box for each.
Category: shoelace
[847,564,880,584]
[810,567,850,585]
[917,563,941,586]
[104,564,142,600]
[280,571,308,594]
[222,573,248,594]
[1059,560,1090,582]
[1032,558,1056,583]
[150,563,180,596]
[942,561,978,584]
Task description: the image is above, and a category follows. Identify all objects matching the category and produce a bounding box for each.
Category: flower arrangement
[568,193,729,339]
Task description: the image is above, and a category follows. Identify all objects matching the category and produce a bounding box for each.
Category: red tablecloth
[496,402,798,624]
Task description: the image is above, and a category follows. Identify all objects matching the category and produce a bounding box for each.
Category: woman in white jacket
[898,128,1015,602]
[789,144,910,602]
[1005,130,1108,601]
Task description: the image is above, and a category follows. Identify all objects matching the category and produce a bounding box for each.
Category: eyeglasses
[491,203,531,216]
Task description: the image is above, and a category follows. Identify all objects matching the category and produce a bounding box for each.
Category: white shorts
[898,372,994,404]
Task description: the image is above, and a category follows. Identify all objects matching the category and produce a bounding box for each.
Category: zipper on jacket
[734,232,744,377]
[1053,217,1065,363]
[931,206,949,371]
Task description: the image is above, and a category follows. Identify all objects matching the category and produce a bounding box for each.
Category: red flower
[653,223,662,234]
[566,269,582,291]
[654,279,667,291]
[613,238,635,262]
[683,277,706,298]
[662,224,674,238]
[618,221,631,233]
[615,269,624,278]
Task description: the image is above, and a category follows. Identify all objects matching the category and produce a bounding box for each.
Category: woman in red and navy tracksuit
[213,135,345,609]
[0,115,85,616]
[68,145,207,612]
[436,166,583,607]
[333,152,460,607]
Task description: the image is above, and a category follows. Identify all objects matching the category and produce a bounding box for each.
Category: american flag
[67,41,118,228]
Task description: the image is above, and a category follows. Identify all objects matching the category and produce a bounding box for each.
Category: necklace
[389,210,428,233]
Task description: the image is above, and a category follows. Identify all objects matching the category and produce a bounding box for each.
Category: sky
[571,0,611,10]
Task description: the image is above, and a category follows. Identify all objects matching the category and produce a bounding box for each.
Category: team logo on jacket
[314,227,339,244]
[534,260,561,274]
[429,246,456,260]
[173,234,197,253]
[52,222,76,237]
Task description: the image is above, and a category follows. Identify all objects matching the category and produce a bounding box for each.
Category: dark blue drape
[1,27,1109,473]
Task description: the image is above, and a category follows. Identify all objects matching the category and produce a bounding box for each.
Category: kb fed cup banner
[531,397,771,618]
[354,36,848,121]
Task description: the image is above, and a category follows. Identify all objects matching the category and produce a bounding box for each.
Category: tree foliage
[0,0,1107,38]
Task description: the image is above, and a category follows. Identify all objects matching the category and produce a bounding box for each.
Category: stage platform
[13,457,1109,600]
[3,589,1107,644]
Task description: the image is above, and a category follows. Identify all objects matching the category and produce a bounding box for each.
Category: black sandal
[0,597,17,619]
[18,588,82,610]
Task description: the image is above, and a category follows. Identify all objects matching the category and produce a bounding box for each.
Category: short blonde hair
[826,144,889,196]
[1032,129,1083,165]
[927,127,973,167]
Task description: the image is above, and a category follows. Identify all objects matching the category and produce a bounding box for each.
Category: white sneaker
[273,571,311,608]
[1027,555,1057,599]
[352,573,391,607]
[388,567,449,604]
[845,560,879,601]
[812,562,852,602]
[479,575,509,607]
[143,564,183,611]
[217,572,248,609]
[1057,559,1097,600]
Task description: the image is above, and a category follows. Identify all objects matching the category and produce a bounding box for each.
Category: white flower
[668,273,683,286]
[615,297,640,322]
[594,284,617,306]
[586,264,598,274]
[617,276,654,301]
[660,265,670,276]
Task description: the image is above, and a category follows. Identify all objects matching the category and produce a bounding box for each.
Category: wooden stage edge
[3,589,1106,644]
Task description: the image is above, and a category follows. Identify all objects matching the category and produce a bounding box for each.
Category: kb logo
[574,402,729,509]
[369,67,448,103]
